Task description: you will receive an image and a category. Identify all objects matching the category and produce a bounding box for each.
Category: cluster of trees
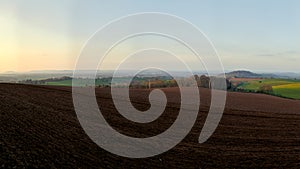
[194,75,232,90]
[129,75,216,89]
[128,75,231,90]
[194,75,210,88]
[259,84,273,93]
[129,79,177,89]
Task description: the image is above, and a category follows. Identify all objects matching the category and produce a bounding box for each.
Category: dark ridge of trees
[19,79,45,85]
[19,76,73,85]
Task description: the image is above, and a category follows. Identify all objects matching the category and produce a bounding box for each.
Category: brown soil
[0,83,300,168]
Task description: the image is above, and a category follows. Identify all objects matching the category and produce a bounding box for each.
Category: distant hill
[226,70,262,78]
[274,72,300,79]
[225,70,283,79]
[2,71,18,74]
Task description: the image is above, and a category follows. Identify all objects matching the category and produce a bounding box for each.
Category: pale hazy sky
[0,0,300,73]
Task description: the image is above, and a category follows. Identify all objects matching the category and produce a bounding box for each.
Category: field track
[0,83,300,168]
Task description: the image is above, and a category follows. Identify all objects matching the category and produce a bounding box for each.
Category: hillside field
[235,78,300,99]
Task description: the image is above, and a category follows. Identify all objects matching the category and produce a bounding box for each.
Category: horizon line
[1,69,300,74]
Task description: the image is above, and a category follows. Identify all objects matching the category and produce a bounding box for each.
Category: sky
[0,0,300,73]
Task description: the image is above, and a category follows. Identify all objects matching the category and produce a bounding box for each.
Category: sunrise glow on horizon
[1,0,300,73]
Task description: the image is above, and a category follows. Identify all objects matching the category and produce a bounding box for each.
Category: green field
[273,83,300,99]
[46,80,73,86]
[237,79,300,99]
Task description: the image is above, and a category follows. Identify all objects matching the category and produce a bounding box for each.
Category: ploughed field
[0,83,300,168]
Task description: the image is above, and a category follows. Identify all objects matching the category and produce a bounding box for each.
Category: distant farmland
[47,77,300,100]
[15,71,300,100]
[42,76,177,88]
[233,78,300,99]
[46,79,112,87]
